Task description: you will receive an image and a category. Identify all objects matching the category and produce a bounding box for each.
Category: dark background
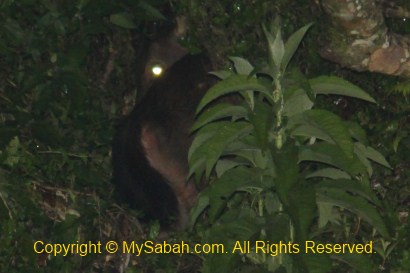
[0,0,409,272]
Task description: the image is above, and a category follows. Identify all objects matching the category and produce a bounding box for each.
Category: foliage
[0,0,167,272]
[0,0,409,273]
[178,0,317,69]
[188,21,394,273]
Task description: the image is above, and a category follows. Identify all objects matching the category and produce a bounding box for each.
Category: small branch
[31,180,96,197]
[0,191,13,220]
[100,39,117,89]
[37,150,89,159]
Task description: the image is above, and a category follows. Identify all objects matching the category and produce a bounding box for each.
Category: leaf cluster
[188,22,394,273]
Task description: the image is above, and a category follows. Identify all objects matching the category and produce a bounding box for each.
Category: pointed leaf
[187,157,205,183]
[345,121,368,145]
[306,168,351,179]
[192,103,247,131]
[316,189,389,237]
[209,70,232,79]
[287,182,317,241]
[189,192,209,228]
[229,148,270,170]
[208,167,264,221]
[289,109,354,158]
[197,75,272,113]
[282,23,313,71]
[302,253,333,273]
[315,179,382,207]
[138,1,165,20]
[229,57,254,75]
[354,143,373,176]
[215,159,243,177]
[291,124,334,143]
[262,23,282,70]
[317,202,338,228]
[355,143,391,169]
[335,253,374,273]
[189,121,252,178]
[283,88,314,116]
[270,28,285,67]
[110,13,137,29]
[310,76,376,103]
[249,100,273,149]
[189,130,214,161]
[299,143,366,176]
[272,144,299,200]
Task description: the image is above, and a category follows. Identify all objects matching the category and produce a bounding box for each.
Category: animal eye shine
[152,65,163,76]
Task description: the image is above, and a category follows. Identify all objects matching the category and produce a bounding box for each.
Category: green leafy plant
[189,21,391,273]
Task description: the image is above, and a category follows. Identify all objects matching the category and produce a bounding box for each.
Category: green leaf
[262,23,283,70]
[189,125,218,180]
[291,124,334,143]
[197,75,272,113]
[317,202,338,228]
[208,167,264,221]
[202,249,240,273]
[229,57,254,75]
[202,212,262,272]
[393,130,408,152]
[299,142,366,176]
[287,182,316,241]
[334,253,374,273]
[345,121,368,145]
[228,148,270,170]
[189,130,214,161]
[301,253,333,273]
[264,193,282,216]
[315,179,382,207]
[188,157,206,183]
[137,1,165,20]
[354,143,374,176]
[355,143,391,169]
[306,168,351,180]
[249,100,273,149]
[189,129,214,180]
[110,12,137,29]
[283,88,314,117]
[310,76,376,103]
[316,188,389,238]
[189,193,209,228]
[272,144,299,200]
[215,159,243,177]
[209,70,232,79]
[189,121,252,178]
[4,137,21,167]
[282,23,313,71]
[289,109,354,158]
[192,103,247,131]
[271,29,285,68]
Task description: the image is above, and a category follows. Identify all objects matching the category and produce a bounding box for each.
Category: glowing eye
[152,65,163,76]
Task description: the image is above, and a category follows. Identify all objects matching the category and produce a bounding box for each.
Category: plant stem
[273,73,284,149]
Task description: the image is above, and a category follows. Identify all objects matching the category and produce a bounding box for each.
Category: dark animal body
[137,16,189,99]
[112,53,212,228]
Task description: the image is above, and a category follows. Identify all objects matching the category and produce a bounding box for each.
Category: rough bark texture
[319,0,410,77]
